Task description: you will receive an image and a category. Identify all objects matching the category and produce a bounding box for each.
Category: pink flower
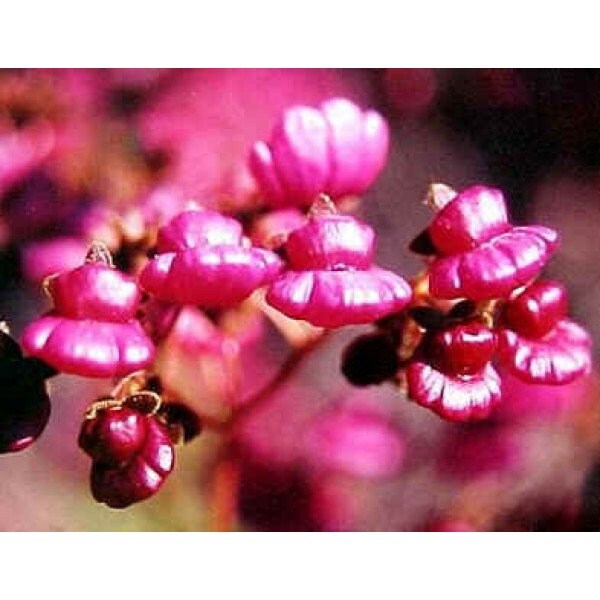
[249,98,389,208]
[418,185,559,300]
[303,407,405,478]
[266,209,412,327]
[497,281,592,385]
[140,210,282,307]
[22,260,155,378]
[79,406,174,509]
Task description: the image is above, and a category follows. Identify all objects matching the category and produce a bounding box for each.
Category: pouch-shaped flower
[497,280,592,384]
[406,320,502,421]
[249,98,389,207]
[140,210,282,307]
[266,212,412,327]
[22,260,154,378]
[416,185,559,301]
[78,406,174,509]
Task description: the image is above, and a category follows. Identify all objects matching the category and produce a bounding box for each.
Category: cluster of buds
[0,95,592,515]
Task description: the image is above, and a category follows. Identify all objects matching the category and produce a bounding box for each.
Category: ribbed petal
[406,361,501,421]
[497,319,592,384]
[285,215,375,270]
[248,141,286,206]
[268,106,330,205]
[49,263,141,322]
[140,245,282,307]
[429,185,509,254]
[89,418,174,509]
[250,99,389,207]
[266,268,412,328]
[357,110,389,192]
[321,98,366,197]
[22,315,155,378]
[156,209,243,253]
[429,225,559,300]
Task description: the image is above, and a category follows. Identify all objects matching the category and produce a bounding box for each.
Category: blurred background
[1,68,600,531]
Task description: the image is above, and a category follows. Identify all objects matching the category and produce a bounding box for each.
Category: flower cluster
[344,183,591,421]
[0,92,592,515]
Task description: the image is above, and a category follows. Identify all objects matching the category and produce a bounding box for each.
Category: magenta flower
[266,210,412,327]
[418,185,559,300]
[303,408,405,478]
[140,210,282,307]
[497,280,592,384]
[406,320,501,421]
[249,98,389,208]
[22,259,155,378]
[78,406,174,509]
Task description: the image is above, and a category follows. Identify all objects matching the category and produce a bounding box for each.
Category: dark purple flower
[79,406,174,509]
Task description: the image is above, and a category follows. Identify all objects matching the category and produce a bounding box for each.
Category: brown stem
[209,456,240,532]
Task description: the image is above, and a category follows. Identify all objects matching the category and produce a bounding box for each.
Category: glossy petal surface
[498,319,592,384]
[156,209,243,252]
[285,215,375,270]
[503,280,568,339]
[141,246,282,307]
[429,185,509,254]
[48,263,141,322]
[22,314,155,378]
[88,417,174,509]
[266,268,412,328]
[425,321,497,376]
[249,98,389,207]
[429,225,558,300]
[78,408,147,466]
[144,210,282,308]
[406,361,501,421]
